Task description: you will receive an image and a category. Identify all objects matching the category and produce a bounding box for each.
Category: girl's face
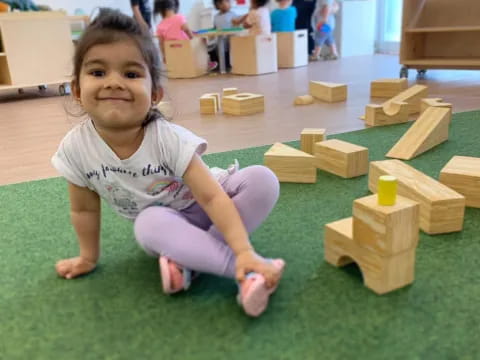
[74,38,161,130]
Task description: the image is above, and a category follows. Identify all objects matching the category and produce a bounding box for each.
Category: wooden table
[194,29,248,74]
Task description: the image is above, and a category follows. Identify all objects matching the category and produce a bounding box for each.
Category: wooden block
[222,93,264,115]
[370,78,408,98]
[383,84,428,115]
[369,160,465,234]
[223,87,238,96]
[264,142,316,183]
[294,94,314,105]
[386,107,452,160]
[365,102,409,127]
[309,81,347,103]
[439,156,480,208]
[199,93,220,114]
[324,217,416,295]
[300,128,326,154]
[231,34,278,75]
[420,98,452,114]
[353,194,419,256]
[314,139,368,178]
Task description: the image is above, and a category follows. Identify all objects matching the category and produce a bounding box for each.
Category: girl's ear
[71,79,81,101]
[152,87,164,105]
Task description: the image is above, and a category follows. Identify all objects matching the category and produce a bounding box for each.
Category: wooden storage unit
[399,0,480,79]
[0,11,73,95]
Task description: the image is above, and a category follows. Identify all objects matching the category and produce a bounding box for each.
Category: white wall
[38,0,133,16]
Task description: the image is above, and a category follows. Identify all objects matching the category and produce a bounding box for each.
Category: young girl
[52,8,285,317]
[234,0,271,35]
[310,0,339,61]
[154,0,217,70]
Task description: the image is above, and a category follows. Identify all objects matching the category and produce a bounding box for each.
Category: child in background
[310,0,339,61]
[154,0,218,70]
[270,0,297,33]
[52,8,285,318]
[234,0,271,36]
[209,0,238,70]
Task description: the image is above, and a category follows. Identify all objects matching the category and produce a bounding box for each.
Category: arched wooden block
[365,101,409,126]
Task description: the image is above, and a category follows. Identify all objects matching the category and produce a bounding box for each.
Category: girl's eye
[125,71,141,79]
[89,70,105,77]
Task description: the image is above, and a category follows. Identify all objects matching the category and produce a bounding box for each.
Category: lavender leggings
[134,165,280,279]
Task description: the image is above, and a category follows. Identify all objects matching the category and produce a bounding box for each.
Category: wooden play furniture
[0,11,73,95]
[164,38,209,79]
[276,30,308,68]
[400,0,480,79]
[314,139,368,178]
[230,34,278,75]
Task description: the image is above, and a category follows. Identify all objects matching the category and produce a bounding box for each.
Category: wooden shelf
[403,58,480,68]
[406,25,480,33]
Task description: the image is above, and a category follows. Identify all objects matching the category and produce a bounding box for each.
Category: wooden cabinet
[400,0,480,79]
[0,12,73,94]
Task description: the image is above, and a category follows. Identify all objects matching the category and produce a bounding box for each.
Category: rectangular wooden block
[264,142,316,183]
[199,93,220,114]
[223,88,238,96]
[324,217,416,295]
[300,128,326,155]
[370,78,408,98]
[439,156,480,208]
[222,93,264,115]
[314,139,368,178]
[309,81,347,103]
[353,194,419,256]
[369,160,465,234]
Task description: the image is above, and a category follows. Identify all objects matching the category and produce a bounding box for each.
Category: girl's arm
[181,23,194,39]
[232,14,248,26]
[131,4,149,30]
[159,37,166,63]
[183,155,281,286]
[55,182,101,279]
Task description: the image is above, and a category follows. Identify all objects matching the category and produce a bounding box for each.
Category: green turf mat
[2,111,480,359]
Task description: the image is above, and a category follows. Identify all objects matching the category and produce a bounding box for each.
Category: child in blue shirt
[271,0,297,32]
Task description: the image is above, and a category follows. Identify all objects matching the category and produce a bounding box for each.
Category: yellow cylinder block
[378,175,398,206]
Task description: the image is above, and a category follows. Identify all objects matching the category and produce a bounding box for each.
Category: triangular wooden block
[386,107,452,160]
[264,143,316,183]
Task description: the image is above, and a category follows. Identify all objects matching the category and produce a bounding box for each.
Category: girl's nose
[103,72,125,90]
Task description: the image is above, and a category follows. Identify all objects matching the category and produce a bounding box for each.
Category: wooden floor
[1,54,480,186]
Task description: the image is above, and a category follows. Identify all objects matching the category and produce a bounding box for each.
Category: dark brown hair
[154,0,179,17]
[72,8,164,125]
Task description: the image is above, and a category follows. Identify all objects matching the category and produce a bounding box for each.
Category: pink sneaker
[159,256,194,295]
[238,259,286,317]
[208,61,218,71]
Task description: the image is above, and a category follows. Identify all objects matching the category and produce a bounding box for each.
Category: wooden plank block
[383,84,428,115]
[324,216,417,295]
[353,194,419,256]
[420,98,452,113]
[439,156,480,208]
[300,128,326,154]
[222,87,238,96]
[199,93,220,114]
[264,143,316,183]
[314,139,368,178]
[386,107,451,160]
[365,102,409,127]
[294,94,314,105]
[222,93,264,115]
[370,78,408,98]
[309,81,347,103]
[369,160,465,234]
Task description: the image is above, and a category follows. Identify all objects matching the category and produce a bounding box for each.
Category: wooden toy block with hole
[439,156,480,208]
[199,93,220,114]
[264,143,316,183]
[300,128,326,155]
[369,160,465,234]
[309,81,347,103]
[421,98,452,114]
[370,78,408,98]
[294,94,314,105]
[314,139,368,178]
[365,102,409,126]
[223,87,238,96]
[386,107,452,160]
[360,84,428,120]
[324,194,419,295]
[222,93,264,115]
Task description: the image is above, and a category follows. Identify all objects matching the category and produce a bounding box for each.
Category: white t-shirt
[51,119,209,220]
[246,6,271,35]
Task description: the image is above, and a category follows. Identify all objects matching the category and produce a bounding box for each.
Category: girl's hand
[235,250,283,288]
[55,256,97,279]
